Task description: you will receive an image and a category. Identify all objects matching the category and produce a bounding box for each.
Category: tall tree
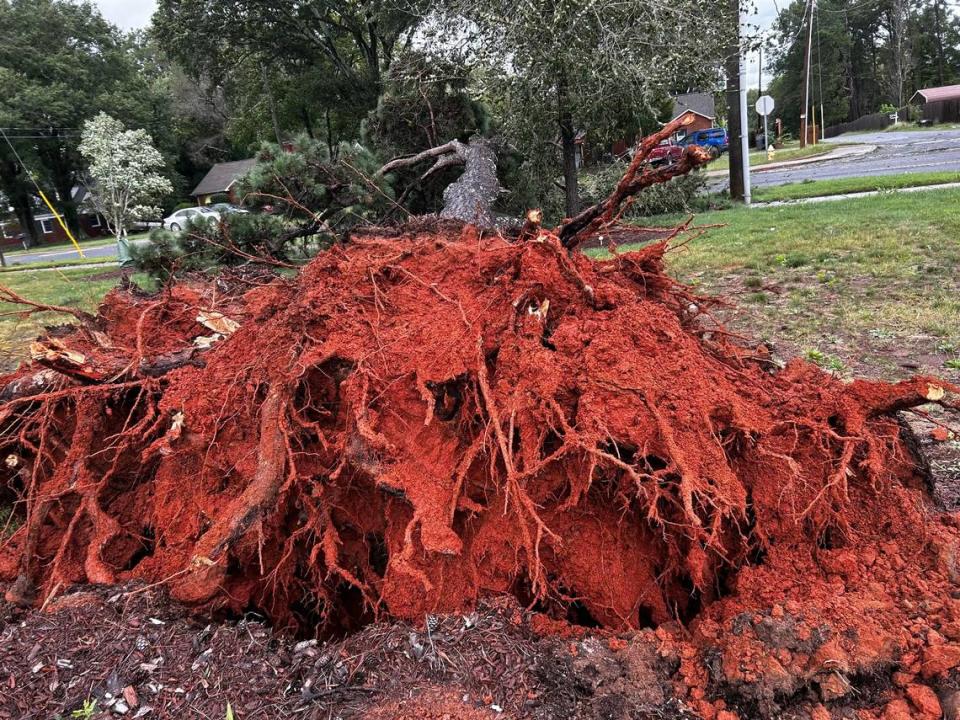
[769,0,960,132]
[435,0,726,218]
[153,0,428,147]
[0,0,167,236]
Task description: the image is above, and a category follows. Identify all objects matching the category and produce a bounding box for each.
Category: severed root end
[5,573,36,607]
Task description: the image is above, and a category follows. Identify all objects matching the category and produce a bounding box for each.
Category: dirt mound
[2,192,960,716]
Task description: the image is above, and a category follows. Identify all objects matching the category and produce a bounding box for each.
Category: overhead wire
[0,127,86,257]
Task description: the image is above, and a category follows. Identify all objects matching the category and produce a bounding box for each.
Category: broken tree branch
[558,115,712,250]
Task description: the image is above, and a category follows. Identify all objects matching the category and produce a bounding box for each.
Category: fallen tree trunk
[378,137,500,227]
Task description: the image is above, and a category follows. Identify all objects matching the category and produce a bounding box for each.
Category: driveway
[748,128,960,188]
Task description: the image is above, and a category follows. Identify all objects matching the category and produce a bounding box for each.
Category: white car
[162,207,220,232]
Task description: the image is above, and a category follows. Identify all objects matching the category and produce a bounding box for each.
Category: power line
[0,127,86,258]
[0,134,80,140]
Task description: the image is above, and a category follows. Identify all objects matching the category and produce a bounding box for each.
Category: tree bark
[261,63,283,145]
[378,138,501,227]
[36,137,83,240]
[0,157,38,246]
[557,72,579,218]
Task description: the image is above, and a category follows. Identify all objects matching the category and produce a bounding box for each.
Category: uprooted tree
[0,120,958,660]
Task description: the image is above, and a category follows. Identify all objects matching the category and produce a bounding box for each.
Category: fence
[824,106,910,138]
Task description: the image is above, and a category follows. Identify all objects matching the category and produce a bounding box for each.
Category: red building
[0,185,108,248]
[669,92,717,135]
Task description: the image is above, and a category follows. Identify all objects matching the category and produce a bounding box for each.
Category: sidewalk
[704,143,877,178]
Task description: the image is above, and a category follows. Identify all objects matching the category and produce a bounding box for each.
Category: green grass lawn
[752,171,960,203]
[1,256,116,272]
[589,188,960,380]
[0,267,153,371]
[708,142,833,172]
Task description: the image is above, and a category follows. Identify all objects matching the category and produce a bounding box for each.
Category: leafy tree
[153,0,429,148]
[434,0,727,217]
[769,0,960,132]
[0,0,174,236]
[78,113,173,263]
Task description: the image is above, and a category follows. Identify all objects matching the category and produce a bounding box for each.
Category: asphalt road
[748,128,960,188]
[3,241,121,266]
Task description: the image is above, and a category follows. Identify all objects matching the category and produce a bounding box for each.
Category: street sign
[755,95,775,117]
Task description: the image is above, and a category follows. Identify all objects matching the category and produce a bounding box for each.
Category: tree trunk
[557,72,579,218]
[301,105,315,139]
[36,137,83,240]
[261,63,283,145]
[0,157,38,246]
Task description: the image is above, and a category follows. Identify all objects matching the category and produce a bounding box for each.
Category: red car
[647,140,684,166]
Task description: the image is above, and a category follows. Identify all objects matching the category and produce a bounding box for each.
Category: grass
[752,171,960,203]
[2,257,115,272]
[0,267,153,371]
[587,188,960,380]
[708,141,834,172]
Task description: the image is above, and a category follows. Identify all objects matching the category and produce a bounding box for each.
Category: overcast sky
[93,0,783,89]
[94,0,156,30]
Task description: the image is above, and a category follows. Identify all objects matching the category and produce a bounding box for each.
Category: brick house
[669,92,717,135]
[0,185,107,248]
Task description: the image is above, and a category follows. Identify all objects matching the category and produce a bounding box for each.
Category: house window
[89,214,101,228]
[40,219,54,234]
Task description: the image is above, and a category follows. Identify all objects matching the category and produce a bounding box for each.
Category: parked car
[647,140,684,166]
[208,203,250,216]
[162,207,220,232]
[679,128,729,155]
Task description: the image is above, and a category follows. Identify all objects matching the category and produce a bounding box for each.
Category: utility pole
[935,0,945,86]
[800,0,815,147]
[726,0,750,203]
[758,43,763,135]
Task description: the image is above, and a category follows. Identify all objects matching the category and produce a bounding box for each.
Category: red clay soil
[1,220,960,719]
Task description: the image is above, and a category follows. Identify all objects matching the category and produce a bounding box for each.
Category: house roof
[670,92,716,122]
[910,84,960,104]
[191,159,257,197]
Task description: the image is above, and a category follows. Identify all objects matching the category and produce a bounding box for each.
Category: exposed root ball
[0,225,956,636]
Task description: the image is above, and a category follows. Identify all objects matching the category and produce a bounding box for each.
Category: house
[190,159,257,205]
[909,84,960,123]
[669,92,717,134]
[1,185,107,248]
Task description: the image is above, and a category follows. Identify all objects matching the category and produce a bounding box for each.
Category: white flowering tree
[79,113,173,264]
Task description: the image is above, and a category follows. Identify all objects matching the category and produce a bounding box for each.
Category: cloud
[93,0,157,30]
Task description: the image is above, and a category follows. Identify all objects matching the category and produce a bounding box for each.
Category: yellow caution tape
[37,189,85,258]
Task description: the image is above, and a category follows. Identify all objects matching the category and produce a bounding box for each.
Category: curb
[705,144,877,178]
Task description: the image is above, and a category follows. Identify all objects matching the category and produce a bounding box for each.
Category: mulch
[0,585,687,720]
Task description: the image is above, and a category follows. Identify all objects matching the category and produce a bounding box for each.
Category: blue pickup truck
[679,128,729,155]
